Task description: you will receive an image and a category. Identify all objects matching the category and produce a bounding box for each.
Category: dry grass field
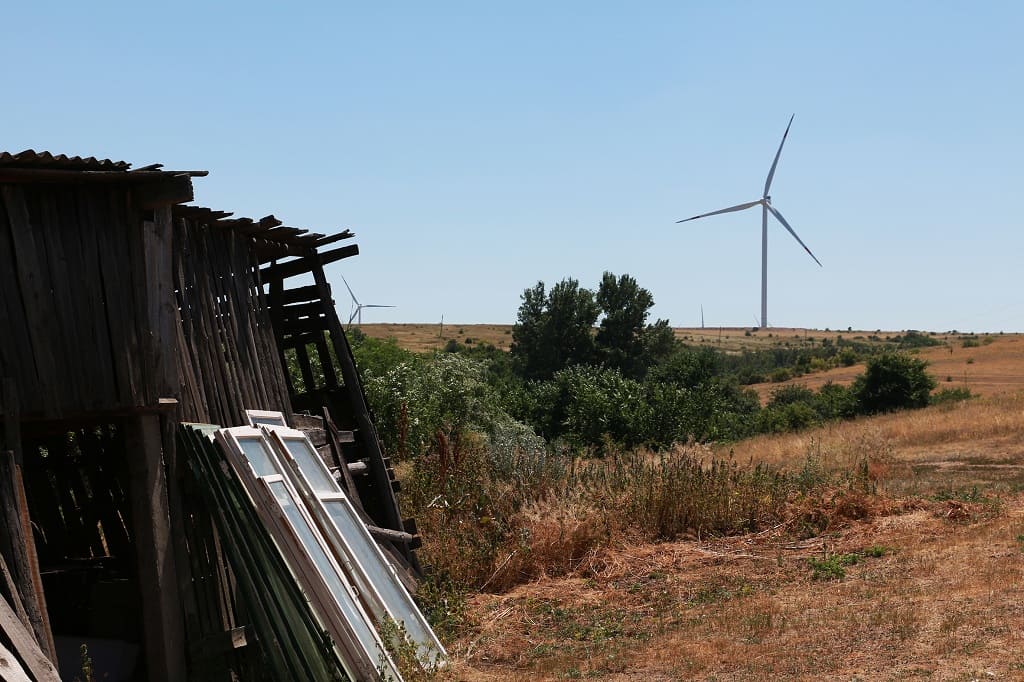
[446,393,1024,680]
[358,323,514,353]
[361,323,1024,679]
[753,333,1024,401]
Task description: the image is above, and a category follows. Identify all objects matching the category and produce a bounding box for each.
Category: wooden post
[124,414,186,682]
[0,449,56,663]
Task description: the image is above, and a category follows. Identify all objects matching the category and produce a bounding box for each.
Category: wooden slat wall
[0,183,291,425]
[0,185,153,417]
[173,217,292,427]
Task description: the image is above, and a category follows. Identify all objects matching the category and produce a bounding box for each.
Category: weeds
[809,545,891,580]
[809,553,860,580]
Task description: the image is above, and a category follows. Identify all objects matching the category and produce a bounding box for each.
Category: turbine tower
[341,276,395,326]
[677,115,821,328]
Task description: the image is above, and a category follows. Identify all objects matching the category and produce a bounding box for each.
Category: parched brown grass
[358,323,514,353]
[752,333,1024,400]
[443,392,1024,680]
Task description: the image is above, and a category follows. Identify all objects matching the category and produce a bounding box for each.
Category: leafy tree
[852,352,936,414]
[595,272,674,377]
[649,346,724,388]
[511,279,599,380]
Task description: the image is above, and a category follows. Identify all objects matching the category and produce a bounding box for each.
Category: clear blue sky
[5,2,1022,331]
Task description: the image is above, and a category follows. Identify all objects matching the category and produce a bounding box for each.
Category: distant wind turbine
[341,276,395,326]
[677,115,821,329]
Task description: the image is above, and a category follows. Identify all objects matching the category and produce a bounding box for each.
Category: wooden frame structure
[0,150,419,681]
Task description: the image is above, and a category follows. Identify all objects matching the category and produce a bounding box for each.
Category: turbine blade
[676,199,761,223]
[767,205,822,267]
[763,114,795,198]
[348,308,359,324]
[341,275,360,305]
[362,304,395,309]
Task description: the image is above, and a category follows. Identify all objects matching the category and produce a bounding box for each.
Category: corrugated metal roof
[0,150,131,171]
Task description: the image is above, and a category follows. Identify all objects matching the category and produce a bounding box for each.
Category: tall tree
[595,272,675,377]
[511,279,599,380]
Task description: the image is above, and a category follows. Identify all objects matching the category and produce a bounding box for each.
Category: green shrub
[809,553,859,580]
[852,352,936,414]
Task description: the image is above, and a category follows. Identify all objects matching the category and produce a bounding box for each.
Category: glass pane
[269,481,348,598]
[238,437,279,477]
[251,415,287,426]
[285,438,338,494]
[324,499,435,650]
[267,481,385,661]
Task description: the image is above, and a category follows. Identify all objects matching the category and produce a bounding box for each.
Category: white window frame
[215,427,402,681]
[263,425,447,668]
[244,409,289,428]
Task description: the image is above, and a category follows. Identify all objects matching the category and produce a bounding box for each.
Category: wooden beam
[259,244,359,282]
[124,415,187,682]
[274,285,321,306]
[0,450,56,664]
[0,638,32,682]
[0,594,59,682]
[312,231,355,248]
[134,176,195,209]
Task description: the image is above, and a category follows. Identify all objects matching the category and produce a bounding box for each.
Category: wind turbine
[341,276,395,326]
[677,115,821,329]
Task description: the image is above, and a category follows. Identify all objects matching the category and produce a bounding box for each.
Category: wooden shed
[0,150,415,681]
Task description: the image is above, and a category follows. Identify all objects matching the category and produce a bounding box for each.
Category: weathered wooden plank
[313,331,339,390]
[56,187,116,410]
[0,202,39,404]
[171,255,204,422]
[276,316,331,338]
[86,189,139,406]
[204,229,252,424]
[35,191,88,412]
[312,230,355,248]
[133,175,194,209]
[0,449,56,663]
[293,342,316,394]
[277,301,326,322]
[275,284,321,306]
[191,225,236,424]
[172,221,211,423]
[0,636,33,682]
[1,187,62,416]
[258,244,359,282]
[228,236,275,411]
[122,192,154,406]
[0,551,29,634]
[0,594,58,682]
[141,206,179,401]
[124,416,186,682]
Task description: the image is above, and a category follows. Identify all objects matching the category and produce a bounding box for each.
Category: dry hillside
[447,393,1024,680]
